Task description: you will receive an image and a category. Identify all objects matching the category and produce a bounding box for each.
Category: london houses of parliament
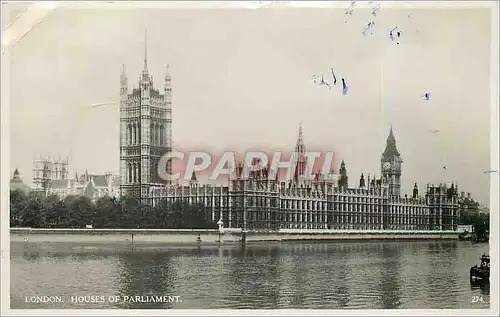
[119,50,460,232]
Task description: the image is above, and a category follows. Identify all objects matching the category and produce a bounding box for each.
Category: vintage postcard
[1,1,498,316]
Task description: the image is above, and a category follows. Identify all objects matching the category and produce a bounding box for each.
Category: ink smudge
[331,68,337,86]
[342,78,348,95]
[320,75,326,85]
[362,21,376,36]
[389,27,400,44]
[344,1,356,22]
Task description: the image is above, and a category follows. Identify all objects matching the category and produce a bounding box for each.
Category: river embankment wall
[10,228,460,244]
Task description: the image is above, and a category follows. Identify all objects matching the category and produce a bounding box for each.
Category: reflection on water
[378,244,402,309]
[116,252,176,309]
[10,240,490,309]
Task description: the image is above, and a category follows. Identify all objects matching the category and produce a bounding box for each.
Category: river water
[10,239,490,309]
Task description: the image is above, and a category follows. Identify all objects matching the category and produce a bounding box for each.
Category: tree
[119,196,142,229]
[10,190,27,227]
[44,194,68,227]
[65,196,95,228]
[9,193,216,229]
[152,199,173,229]
[22,192,46,228]
[139,203,155,228]
[94,197,121,228]
[473,213,489,242]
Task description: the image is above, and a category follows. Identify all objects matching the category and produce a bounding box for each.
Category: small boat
[470,254,490,283]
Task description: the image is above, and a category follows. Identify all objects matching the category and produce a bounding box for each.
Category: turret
[164,64,173,179]
[236,162,244,179]
[359,173,365,188]
[164,64,172,99]
[294,123,306,184]
[120,64,128,99]
[413,182,418,198]
[338,160,348,189]
[12,168,20,181]
[381,126,403,197]
[190,171,198,187]
[447,183,456,199]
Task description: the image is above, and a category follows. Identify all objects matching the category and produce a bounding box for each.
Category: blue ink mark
[362,21,376,36]
[389,26,399,44]
[345,1,356,16]
[342,78,348,95]
[111,195,117,203]
[422,92,431,100]
[317,74,331,90]
[372,4,381,16]
[320,75,326,85]
[331,68,337,86]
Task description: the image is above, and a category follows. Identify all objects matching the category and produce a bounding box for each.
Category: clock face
[383,162,391,170]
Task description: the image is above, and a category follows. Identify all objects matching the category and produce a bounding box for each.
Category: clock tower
[381,127,402,197]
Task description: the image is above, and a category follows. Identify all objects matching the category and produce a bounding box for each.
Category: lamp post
[217,218,223,243]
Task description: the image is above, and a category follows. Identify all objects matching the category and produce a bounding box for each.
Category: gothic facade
[42,171,120,202]
[119,42,172,203]
[151,126,460,231]
[32,154,69,192]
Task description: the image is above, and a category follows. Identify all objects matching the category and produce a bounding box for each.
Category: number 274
[471,296,484,303]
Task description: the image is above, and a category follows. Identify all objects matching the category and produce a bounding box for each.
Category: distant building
[45,170,120,202]
[83,172,121,203]
[45,178,85,198]
[478,206,489,215]
[458,191,481,224]
[32,153,69,193]
[10,169,31,194]
[30,152,120,201]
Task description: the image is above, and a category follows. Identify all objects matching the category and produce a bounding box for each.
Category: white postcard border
[1,1,498,316]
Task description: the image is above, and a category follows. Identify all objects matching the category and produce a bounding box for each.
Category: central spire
[382,126,400,158]
[144,30,148,71]
[295,122,305,154]
[298,121,304,144]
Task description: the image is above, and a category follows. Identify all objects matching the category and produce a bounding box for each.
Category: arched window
[154,123,158,145]
[128,163,132,183]
[127,124,132,145]
[155,125,160,146]
[159,125,164,146]
[150,123,155,145]
[132,123,137,144]
[137,122,141,144]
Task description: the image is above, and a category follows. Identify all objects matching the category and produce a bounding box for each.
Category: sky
[4,2,494,206]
